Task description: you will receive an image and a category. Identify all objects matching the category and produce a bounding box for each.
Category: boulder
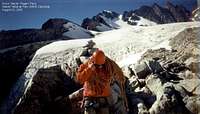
[14,65,81,114]
[149,82,190,114]
[175,79,200,96]
[132,62,152,79]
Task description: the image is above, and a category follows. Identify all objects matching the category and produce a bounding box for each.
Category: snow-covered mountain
[132,2,191,24]
[81,2,191,32]
[81,10,157,32]
[42,18,94,39]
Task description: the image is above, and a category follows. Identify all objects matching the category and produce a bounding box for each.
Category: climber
[76,49,128,114]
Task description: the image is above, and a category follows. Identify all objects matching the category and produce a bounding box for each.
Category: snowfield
[36,21,200,67]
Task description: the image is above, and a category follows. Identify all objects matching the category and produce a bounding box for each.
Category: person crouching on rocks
[76,49,111,114]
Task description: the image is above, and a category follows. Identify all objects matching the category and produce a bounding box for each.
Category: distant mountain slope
[81,10,157,32]
[81,10,120,31]
[0,18,94,50]
[81,2,191,32]
[132,2,190,24]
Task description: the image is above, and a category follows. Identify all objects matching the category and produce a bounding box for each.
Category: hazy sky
[0,0,198,30]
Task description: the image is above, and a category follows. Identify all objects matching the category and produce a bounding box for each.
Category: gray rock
[146,75,163,98]
[149,83,185,114]
[184,57,200,74]
[175,79,200,96]
[183,96,200,114]
[133,62,152,79]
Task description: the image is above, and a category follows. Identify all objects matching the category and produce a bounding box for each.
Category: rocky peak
[41,18,70,30]
[165,2,190,22]
[81,10,119,31]
[133,2,190,24]
[165,1,175,9]
[101,10,119,19]
[132,5,162,23]
[152,3,162,10]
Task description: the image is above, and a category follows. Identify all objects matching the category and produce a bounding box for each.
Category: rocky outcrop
[165,2,190,22]
[0,41,51,106]
[130,2,191,24]
[81,10,119,31]
[14,65,81,114]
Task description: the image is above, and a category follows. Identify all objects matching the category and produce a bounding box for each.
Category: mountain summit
[132,2,190,24]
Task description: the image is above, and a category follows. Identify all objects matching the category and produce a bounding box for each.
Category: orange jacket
[76,61,111,97]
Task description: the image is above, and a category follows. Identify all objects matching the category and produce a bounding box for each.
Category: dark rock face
[0,42,51,105]
[125,2,191,24]
[81,18,98,31]
[134,6,162,23]
[42,18,69,30]
[165,2,190,22]
[0,29,53,49]
[0,19,70,50]
[41,18,70,36]
[81,10,119,31]
[152,3,176,23]
[14,65,80,114]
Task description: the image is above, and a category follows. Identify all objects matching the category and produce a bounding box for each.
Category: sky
[0,0,198,30]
